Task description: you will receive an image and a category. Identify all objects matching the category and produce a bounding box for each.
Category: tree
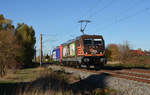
[118,41,131,63]
[105,48,112,61]
[0,14,21,77]
[0,31,21,77]
[15,23,36,66]
[0,14,14,32]
[106,44,120,61]
[0,14,36,77]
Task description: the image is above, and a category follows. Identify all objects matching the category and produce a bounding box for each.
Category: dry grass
[20,89,73,95]
[17,67,74,95]
[0,66,117,95]
[105,56,150,69]
[0,67,45,83]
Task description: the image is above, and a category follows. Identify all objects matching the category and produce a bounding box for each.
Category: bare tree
[118,41,131,63]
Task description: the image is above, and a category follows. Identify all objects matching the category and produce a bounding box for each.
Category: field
[105,56,150,69]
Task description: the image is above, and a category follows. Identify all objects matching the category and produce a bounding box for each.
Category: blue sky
[0,0,150,55]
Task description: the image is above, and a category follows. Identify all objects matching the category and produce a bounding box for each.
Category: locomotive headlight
[100,52,103,54]
[100,58,104,62]
[83,58,90,62]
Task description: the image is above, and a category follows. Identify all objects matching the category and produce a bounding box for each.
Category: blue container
[52,47,60,61]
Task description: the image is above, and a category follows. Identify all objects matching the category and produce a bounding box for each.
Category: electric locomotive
[52,34,106,69]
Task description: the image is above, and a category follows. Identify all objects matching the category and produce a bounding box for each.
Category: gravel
[48,65,150,95]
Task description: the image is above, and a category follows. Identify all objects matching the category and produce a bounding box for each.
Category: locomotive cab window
[93,39,102,45]
[83,39,92,45]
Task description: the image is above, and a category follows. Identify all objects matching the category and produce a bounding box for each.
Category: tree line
[105,41,150,64]
[0,14,36,77]
[105,41,131,63]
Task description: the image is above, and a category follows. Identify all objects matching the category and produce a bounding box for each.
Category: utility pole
[78,20,91,35]
[34,46,36,62]
[40,34,43,66]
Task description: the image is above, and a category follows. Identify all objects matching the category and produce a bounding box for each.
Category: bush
[18,68,71,95]
[105,44,119,61]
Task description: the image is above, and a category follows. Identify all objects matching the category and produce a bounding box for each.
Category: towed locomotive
[52,35,107,69]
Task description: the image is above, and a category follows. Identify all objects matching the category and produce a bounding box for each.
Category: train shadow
[69,73,108,94]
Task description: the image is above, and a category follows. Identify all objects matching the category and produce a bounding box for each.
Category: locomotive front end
[81,35,107,68]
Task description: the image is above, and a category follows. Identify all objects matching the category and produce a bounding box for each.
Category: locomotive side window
[83,39,92,45]
[93,39,102,45]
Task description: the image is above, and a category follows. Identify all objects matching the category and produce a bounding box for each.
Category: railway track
[100,69,150,84]
[54,65,150,84]
[49,64,150,95]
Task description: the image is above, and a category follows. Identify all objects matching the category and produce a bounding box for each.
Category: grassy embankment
[0,66,117,95]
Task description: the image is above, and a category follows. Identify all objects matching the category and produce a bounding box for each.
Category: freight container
[69,42,75,56]
[63,45,69,57]
[52,47,60,61]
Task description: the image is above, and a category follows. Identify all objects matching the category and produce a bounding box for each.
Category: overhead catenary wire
[93,7,150,33]
[81,0,145,35]
[115,0,148,16]
[117,8,150,22]
[37,1,150,54]
[88,0,147,21]
[90,0,149,33]
[36,0,108,55]
[64,0,113,39]
[42,36,59,55]
[63,0,117,41]
[84,0,148,35]
[78,0,103,20]
[36,33,59,57]
[68,0,117,37]
[87,0,117,19]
